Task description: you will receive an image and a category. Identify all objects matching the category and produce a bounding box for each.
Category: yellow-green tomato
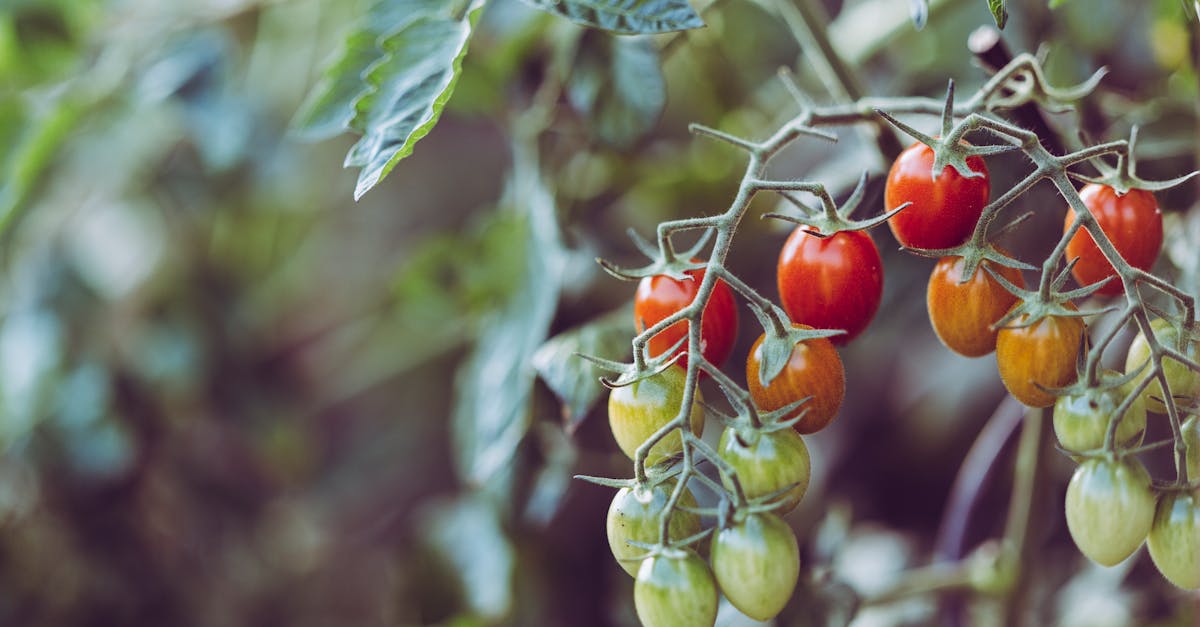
[710,513,800,621]
[634,548,718,627]
[1065,457,1156,566]
[608,365,704,466]
[606,481,700,577]
[717,427,811,513]
[1184,416,1200,482]
[1124,318,1200,413]
[1052,378,1146,453]
[1146,490,1200,589]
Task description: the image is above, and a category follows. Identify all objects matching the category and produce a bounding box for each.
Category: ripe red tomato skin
[709,513,800,621]
[746,325,845,434]
[1146,490,1200,589]
[777,227,883,345]
[884,142,990,249]
[995,307,1085,408]
[1064,457,1156,567]
[1064,185,1163,297]
[926,256,1024,357]
[635,266,738,369]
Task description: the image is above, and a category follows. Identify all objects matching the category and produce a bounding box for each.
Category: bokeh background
[0,0,1197,625]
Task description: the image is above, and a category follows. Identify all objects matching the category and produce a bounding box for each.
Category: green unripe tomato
[717,427,811,513]
[1184,416,1200,482]
[1124,318,1200,414]
[1052,376,1146,453]
[608,365,705,466]
[1146,490,1200,589]
[1065,457,1156,566]
[606,481,701,577]
[634,548,718,627]
[710,512,800,621]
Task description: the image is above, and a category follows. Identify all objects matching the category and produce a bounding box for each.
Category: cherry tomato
[926,256,1025,357]
[607,480,701,577]
[1065,457,1155,566]
[996,307,1084,408]
[1123,318,1200,414]
[635,265,738,369]
[608,365,705,466]
[1052,374,1146,453]
[884,141,990,250]
[710,513,800,621]
[777,227,882,344]
[1146,490,1200,589]
[746,326,845,434]
[1185,416,1200,482]
[1064,185,1162,297]
[634,548,718,627]
[717,426,811,513]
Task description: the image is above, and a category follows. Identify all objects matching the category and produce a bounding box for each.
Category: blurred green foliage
[0,0,1196,626]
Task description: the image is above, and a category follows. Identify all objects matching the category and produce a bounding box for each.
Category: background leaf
[566,31,666,149]
[909,0,928,29]
[531,305,633,431]
[520,0,704,34]
[988,0,1008,28]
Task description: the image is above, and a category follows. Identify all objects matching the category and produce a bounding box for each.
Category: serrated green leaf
[521,0,704,34]
[566,31,665,148]
[531,306,633,431]
[988,0,1008,28]
[291,0,485,199]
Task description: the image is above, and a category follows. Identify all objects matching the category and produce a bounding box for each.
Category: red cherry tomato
[635,265,738,368]
[884,142,990,250]
[1064,184,1162,297]
[777,227,883,344]
[926,256,1024,357]
[746,326,845,434]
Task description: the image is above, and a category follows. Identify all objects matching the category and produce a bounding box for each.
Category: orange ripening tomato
[1064,184,1162,297]
[996,306,1085,407]
[746,326,845,434]
[635,265,738,369]
[926,256,1024,357]
[777,227,883,345]
[884,142,990,250]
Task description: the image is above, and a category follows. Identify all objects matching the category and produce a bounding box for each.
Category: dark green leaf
[291,0,486,199]
[452,142,566,486]
[521,0,703,34]
[531,305,633,430]
[566,32,665,149]
[988,0,1008,28]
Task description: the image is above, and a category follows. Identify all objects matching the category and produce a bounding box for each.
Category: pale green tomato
[634,548,717,627]
[717,427,811,513]
[1124,318,1200,414]
[1147,490,1200,589]
[710,513,800,621]
[1065,457,1155,566]
[1052,376,1146,453]
[606,481,700,577]
[608,365,704,466]
[1184,416,1200,483]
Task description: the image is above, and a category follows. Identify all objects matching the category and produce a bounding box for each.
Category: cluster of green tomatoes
[599,136,1199,627]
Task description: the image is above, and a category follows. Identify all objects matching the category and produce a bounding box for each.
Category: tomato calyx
[987,265,1100,333]
[747,303,842,388]
[578,337,686,389]
[762,171,906,236]
[1068,125,1199,195]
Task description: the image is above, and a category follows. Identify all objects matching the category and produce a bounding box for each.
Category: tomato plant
[635,266,738,368]
[996,308,1085,407]
[1185,416,1200,481]
[717,426,811,512]
[1146,490,1200,589]
[607,481,701,576]
[634,549,718,627]
[710,513,800,621]
[1052,376,1146,453]
[777,226,883,344]
[1124,318,1200,413]
[608,365,705,466]
[1064,457,1156,566]
[746,326,845,434]
[926,256,1025,357]
[884,141,990,250]
[1064,185,1163,297]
